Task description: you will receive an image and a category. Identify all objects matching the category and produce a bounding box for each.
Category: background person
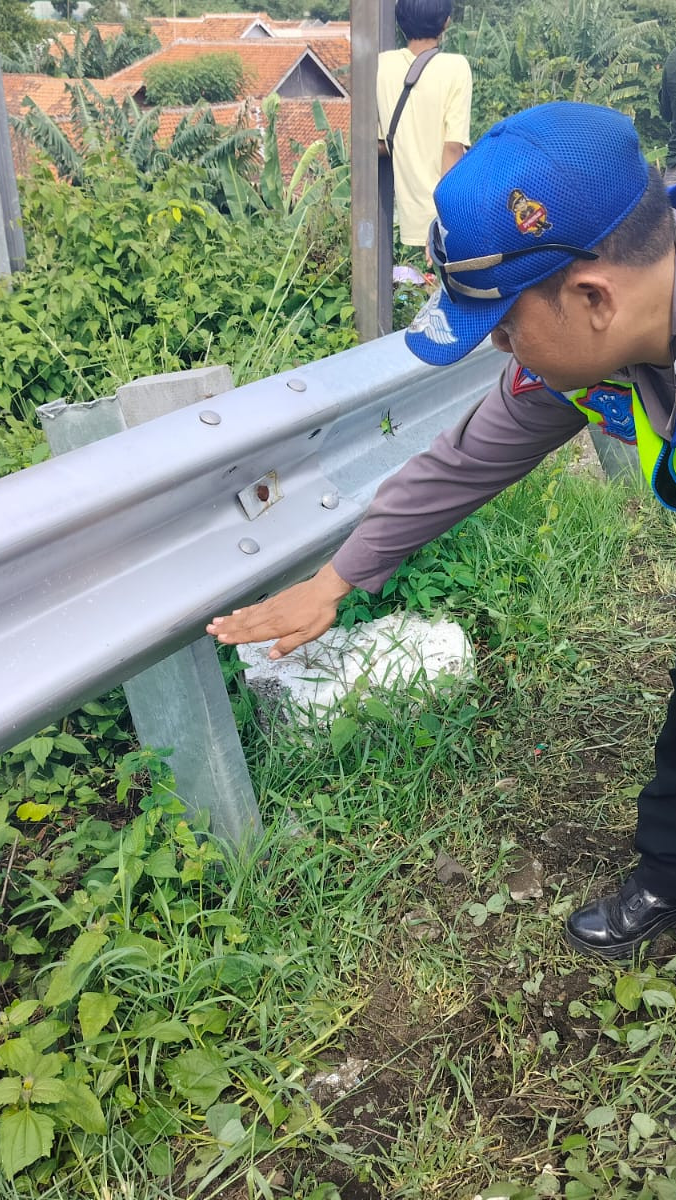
[377,0,472,249]
[209,102,676,961]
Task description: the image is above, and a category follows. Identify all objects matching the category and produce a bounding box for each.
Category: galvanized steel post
[351,0,396,341]
[0,67,26,275]
[38,368,263,847]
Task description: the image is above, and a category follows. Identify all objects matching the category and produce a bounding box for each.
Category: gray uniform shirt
[333,320,676,595]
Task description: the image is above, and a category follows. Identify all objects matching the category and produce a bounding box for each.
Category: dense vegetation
[144,52,245,105]
[1,24,161,78]
[0,0,39,56]
[0,148,352,429]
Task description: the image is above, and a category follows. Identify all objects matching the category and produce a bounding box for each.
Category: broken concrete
[239,611,473,721]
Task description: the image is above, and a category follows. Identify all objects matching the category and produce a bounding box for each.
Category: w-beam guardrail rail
[0,332,502,840]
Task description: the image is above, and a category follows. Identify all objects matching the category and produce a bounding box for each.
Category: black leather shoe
[566,875,676,959]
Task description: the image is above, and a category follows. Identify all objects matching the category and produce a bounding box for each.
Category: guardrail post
[586,426,641,482]
[38,367,263,846]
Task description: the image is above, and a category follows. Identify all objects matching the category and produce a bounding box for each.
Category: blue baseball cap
[405,101,649,366]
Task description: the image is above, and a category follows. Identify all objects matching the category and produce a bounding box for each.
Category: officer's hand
[206,562,353,660]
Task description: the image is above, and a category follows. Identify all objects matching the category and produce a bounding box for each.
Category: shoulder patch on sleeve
[512,365,544,395]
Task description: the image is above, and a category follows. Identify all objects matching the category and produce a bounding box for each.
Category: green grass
[1,453,676,1198]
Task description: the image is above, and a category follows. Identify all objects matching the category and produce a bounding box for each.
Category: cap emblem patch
[408,289,458,346]
[507,189,552,238]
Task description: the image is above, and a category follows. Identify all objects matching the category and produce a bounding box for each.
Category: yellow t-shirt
[377,48,472,245]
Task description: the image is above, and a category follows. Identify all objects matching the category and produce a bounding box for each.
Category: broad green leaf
[24,1019,69,1054]
[143,846,178,879]
[206,1102,246,1144]
[164,1048,232,1108]
[6,1001,40,1028]
[16,802,56,821]
[53,732,90,755]
[468,902,488,927]
[187,1007,228,1035]
[44,966,80,1009]
[560,1134,588,1152]
[0,1108,55,1177]
[29,737,54,767]
[643,988,676,1009]
[329,716,359,756]
[114,931,164,964]
[0,1039,40,1075]
[127,1102,182,1146]
[30,1077,69,1104]
[654,1180,676,1200]
[216,952,264,994]
[117,855,145,889]
[147,1142,174,1177]
[0,1077,22,1105]
[584,1105,616,1129]
[55,1080,106,1134]
[362,698,392,722]
[133,1017,191,1044]
[114,1084,136,1109]
[630,1112,657,1139]
[615,974,645,1012]
[9,931,44,955]
[565,1184,596,1200]
[67,930,109,969]
[78,992,120,1042]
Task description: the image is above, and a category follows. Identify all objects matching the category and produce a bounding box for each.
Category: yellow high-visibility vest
[550,376,676,512]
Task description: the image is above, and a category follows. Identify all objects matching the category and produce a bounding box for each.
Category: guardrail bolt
[238,538,260,555]
[287,379,307,392]
[256,484,270,502]
[321,492,339,510]
[199,411,221,425]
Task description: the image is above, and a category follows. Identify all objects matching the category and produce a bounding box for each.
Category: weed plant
[1,458,676,1198]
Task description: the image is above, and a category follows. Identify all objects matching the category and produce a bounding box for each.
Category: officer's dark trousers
[634,668,676,897]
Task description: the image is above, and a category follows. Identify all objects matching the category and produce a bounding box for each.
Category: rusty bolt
[256,484,270,502]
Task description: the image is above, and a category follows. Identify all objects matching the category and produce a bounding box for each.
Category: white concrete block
[239,612,473,720]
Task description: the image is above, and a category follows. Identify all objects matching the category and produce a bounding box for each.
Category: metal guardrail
[1,331,501,833]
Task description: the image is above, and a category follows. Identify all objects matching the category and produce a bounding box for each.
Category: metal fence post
[38,367,263,846]
[0,67,26,275]
[351,0,396,341]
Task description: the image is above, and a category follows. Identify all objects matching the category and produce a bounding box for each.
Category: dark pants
[634,668,676,897]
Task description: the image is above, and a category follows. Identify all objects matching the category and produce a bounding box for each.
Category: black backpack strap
[385,47,440,157]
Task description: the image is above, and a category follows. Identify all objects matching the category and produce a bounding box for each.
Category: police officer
[209,102,676,960]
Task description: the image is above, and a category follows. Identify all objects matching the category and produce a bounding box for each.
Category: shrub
[144,52,245,106]
[0,149,355,417]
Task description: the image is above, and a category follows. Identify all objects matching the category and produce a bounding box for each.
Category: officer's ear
[561,271,616,332]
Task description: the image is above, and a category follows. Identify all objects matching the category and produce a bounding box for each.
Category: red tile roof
[2,73,73,118]
[94,39,350,104]
[148,15,272,45]
[155,101,250,144]
[152,96,350,183]
[275,97,350,179]
[143,15,349,45]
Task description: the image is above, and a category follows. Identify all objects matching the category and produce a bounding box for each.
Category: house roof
[144,15,349,44]
[2,73,73,118]
[93,38,351,104]
[275,97,350,179]
[153,96,350,183]
[4,15,353,183]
